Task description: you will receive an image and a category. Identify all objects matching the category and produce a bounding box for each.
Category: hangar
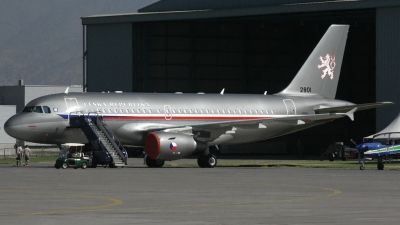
[81,0,400,154]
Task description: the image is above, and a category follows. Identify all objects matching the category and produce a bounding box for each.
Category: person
[16,145,23,166]
[23,145,31,166]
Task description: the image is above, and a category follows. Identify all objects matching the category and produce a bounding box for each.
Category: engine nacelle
[145,132,207,161]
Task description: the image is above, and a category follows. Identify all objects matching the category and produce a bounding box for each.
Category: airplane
[4,24,393,168]
[353,112,400,170]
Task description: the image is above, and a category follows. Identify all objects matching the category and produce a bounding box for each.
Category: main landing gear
[360,158,385,170]
[197,153,217,168]
[145,155,165,168]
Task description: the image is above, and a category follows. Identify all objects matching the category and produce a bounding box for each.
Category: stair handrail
[68,110,85,126]
[91,114,127,163]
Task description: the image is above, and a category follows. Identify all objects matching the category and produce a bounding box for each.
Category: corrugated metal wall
[85,10,380,152]
[376,7,400,131]
[87,23,133,92]
[0,106,16,143]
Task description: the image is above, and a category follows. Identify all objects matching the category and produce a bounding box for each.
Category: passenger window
[126,109,129,113]
[228,109,231,114]
[260,110,264,114]
[43,106,51,113]
[120,109,123,113]
[195,109,198,113]
[114,109,118,113]
[132,109,135,113]
[190,109,193,113]
[222,109,225,113]
[211,109,215,114]
[250,110,253,114]
[173,109,176,113]
[255,110,258,114]
[201,109,204,113]
[143,109,147,113]
[184,109,187,113]
[217,109,220,114]
[149,109,152,113]
[239,109,242,114]
[137,109,141,113]
[157,109,161,113]
[266,110,269,114]
[103,109,106,113]
[108,109,112,113]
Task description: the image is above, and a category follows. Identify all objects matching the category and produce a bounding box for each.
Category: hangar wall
[376,6,400,130]
[87,23,133,92]
[82,1,400,153]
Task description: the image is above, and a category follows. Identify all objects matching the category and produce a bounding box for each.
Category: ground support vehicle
[55,143,89,169]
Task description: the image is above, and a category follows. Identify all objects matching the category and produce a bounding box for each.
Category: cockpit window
[22,106,35,112]
[43,106,51,113]
[33,106,43,113]
[22,106,43,113]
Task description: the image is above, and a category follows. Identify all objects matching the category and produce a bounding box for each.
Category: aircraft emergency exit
[4,25,393,168]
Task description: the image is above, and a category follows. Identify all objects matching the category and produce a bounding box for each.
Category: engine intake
[145,132,207,161]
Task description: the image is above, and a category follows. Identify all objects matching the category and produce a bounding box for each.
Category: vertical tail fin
[277,24,349,99]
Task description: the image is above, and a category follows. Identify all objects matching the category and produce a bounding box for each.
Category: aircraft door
[65,98,79,112]
[283,99,296,116]
[164,105,172,120]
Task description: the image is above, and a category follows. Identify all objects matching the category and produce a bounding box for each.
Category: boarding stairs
[69,112,127,167]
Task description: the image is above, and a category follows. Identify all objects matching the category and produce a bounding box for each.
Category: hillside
[0,0,157,86]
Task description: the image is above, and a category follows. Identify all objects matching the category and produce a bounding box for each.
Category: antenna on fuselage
[64,87,69,94]
[220,88,225,95]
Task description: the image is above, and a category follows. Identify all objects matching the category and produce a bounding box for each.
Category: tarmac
[1,158,400,225]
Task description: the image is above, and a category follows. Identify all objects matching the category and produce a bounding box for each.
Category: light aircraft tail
[277,24,349,99]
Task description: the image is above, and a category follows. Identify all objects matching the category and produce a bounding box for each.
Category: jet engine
[145,132,207,161]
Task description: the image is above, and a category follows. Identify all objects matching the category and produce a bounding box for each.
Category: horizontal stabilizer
[345,108,357,121]
[314,102,394,114]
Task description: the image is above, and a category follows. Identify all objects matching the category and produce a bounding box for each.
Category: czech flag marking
[170,142,177,151]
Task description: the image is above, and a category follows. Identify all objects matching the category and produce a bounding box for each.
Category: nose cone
[4,114,24,139]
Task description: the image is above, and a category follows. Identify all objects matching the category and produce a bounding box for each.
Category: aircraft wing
[314,102,393,114]
[144,109,356,133]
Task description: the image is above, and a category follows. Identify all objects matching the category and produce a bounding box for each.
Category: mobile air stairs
[69,112,128,168]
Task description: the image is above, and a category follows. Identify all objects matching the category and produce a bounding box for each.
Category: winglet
[345,108,357,121]
[220,88,225,95]
[64,87,69,94]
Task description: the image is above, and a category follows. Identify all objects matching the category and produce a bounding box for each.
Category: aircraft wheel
[61,162,68,169]
[328,154,334,162]
[146,156,164,168]
[197,154,207,168]
[205,154,217,168]
[359,165,364,170]
[377,163,384,170]
[82,162,87,169]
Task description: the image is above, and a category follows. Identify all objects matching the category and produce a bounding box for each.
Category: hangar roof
[82,0,400,25]
[138,0,365,13]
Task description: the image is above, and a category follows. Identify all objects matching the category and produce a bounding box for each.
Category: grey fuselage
[4,92,353,146]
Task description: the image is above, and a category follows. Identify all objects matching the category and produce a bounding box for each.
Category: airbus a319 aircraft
[4,25,393,168]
